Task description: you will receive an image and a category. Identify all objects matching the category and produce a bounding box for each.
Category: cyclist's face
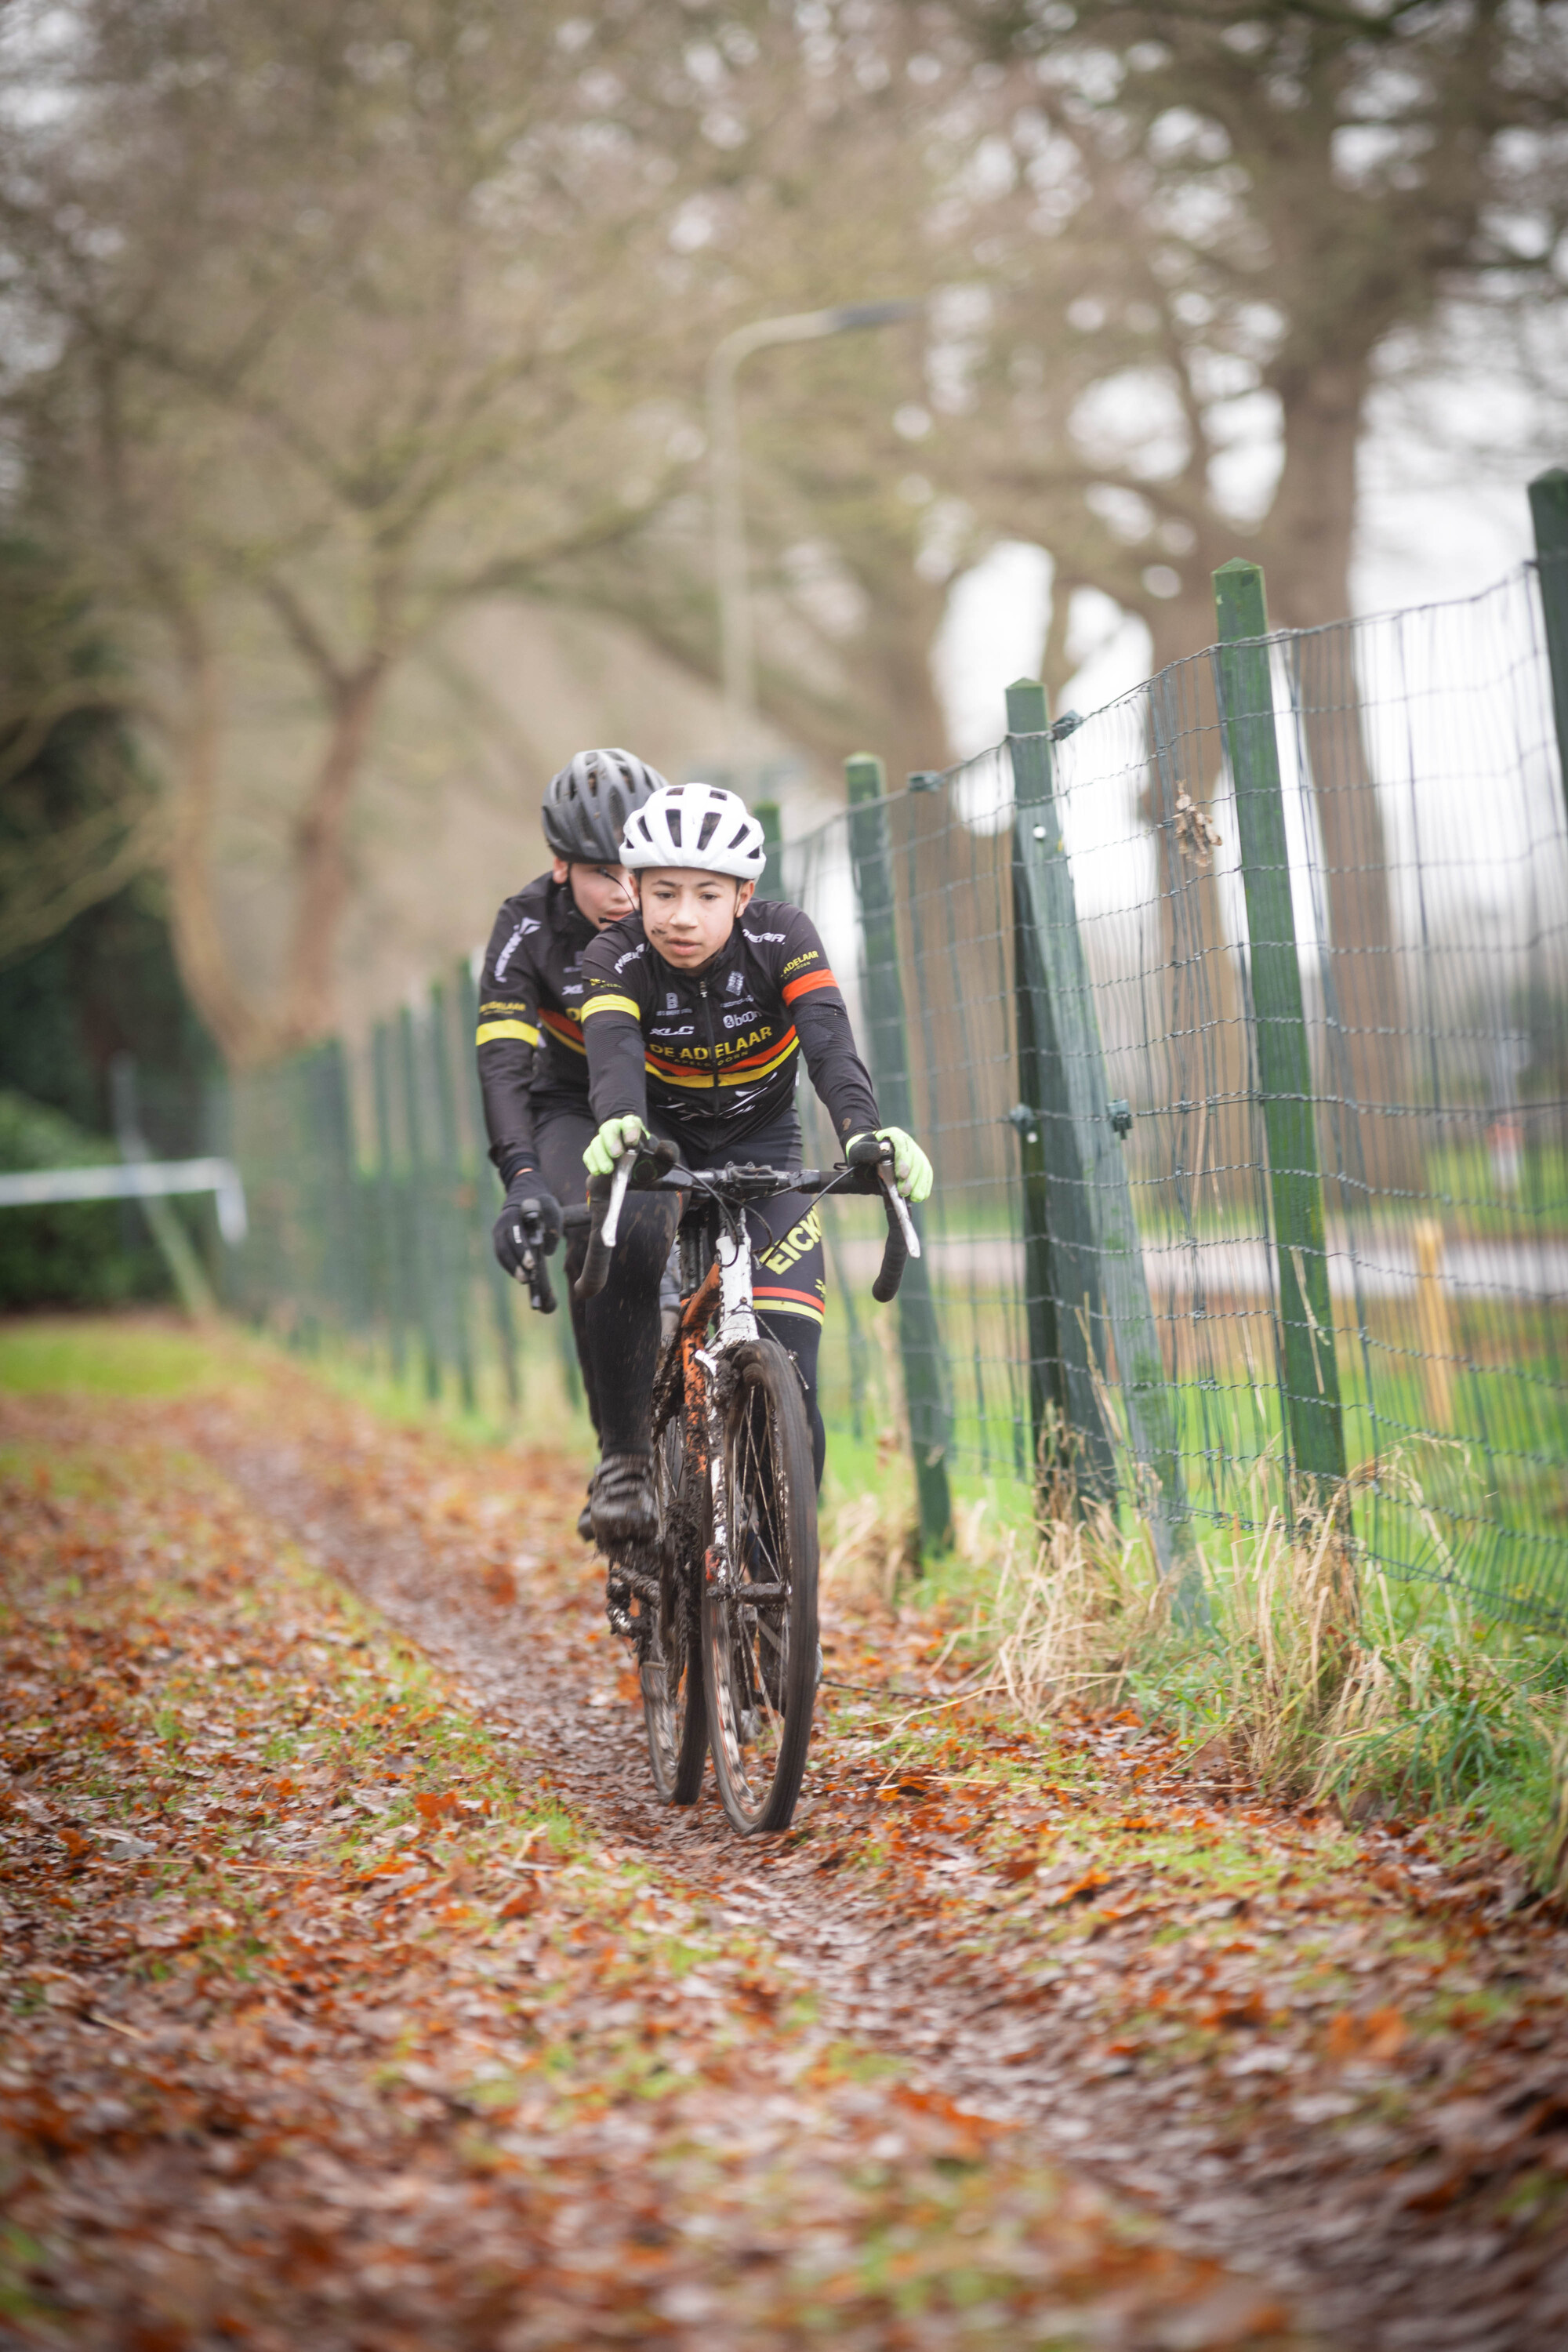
[554,858,637,929]
[637,870,755,968]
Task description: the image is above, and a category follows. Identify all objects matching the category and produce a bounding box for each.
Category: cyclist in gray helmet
[477,749,672,1539]
[541,746,666,868]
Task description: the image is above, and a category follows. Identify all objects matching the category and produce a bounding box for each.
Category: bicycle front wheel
[641,1408,707,1804]
[701,1335,819,1834]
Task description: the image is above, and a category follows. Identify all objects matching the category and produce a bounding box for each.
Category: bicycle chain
[604,1557,662,1653]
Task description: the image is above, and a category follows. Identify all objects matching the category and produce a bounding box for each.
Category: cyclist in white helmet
[577,780,931,1552]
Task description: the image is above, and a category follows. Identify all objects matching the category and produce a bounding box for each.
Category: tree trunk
[165,630,267,1066]
[1138,578,1255,1210]
[281,662,388,1047]
[1261,360,1420,1203]
[164,635,390,1069]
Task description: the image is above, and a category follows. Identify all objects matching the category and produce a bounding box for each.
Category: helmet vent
[696,810,720,851]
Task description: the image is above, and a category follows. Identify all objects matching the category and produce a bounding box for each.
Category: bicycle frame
[674,1208,760,1602]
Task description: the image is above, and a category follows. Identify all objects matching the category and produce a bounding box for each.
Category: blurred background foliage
[0,0,1563,1126]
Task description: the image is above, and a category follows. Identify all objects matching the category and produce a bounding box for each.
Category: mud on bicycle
[510,1135,917,1835]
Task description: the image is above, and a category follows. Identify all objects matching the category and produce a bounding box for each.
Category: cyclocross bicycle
[517,1138,916,1835]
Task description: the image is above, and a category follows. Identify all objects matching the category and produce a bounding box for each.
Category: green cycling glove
[848,1127,933,1205]
[583,1113,648,1178]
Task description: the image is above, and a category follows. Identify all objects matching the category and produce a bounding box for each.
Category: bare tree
[916,0,1568,1190]
[0,0,719,1062]
[549,7,982,797]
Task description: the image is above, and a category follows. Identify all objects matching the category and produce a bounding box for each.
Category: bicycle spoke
[641,1405,706,1803]
[702,1338,819,1835]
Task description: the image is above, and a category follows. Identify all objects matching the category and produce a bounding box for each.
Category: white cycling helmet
[619,782,766,880]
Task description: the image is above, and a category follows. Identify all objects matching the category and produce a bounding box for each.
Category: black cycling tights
[535,1109,826,1486]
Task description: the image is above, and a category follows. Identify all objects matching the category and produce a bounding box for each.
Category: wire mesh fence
[222,971,583,1429]
[784,559,1568,1624]
[218,546,1568,1628]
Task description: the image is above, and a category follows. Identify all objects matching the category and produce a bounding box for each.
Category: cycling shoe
[590,1451,658,1552]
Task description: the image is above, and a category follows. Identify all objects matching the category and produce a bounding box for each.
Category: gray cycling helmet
[542,748,668,866]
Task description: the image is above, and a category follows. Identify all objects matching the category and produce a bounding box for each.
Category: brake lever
[512,1205,557,1314]
[843,1140,924,1258]
[600,1149,637,1250]
[878,1165,921,1259]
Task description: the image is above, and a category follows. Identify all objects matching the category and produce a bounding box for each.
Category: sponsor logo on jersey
[782,949,819,974]
[727,969,744,994]
[494,920,539,980]
[665,991,680,1011]
[614,942,647,972]
[743,928,786,943]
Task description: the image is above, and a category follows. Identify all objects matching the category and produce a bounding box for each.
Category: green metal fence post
[1214,560,1347,1505]
[430,977,477,1414]
[1006,683,1115,1508]
[754,799,782,902]
[1007,681,1196,1600]
[456,958,521,1412]
[371,1018,407,1381]
[845,752,953,1556]
[399,1004,441,1402]
[317,1037,364,1341]
[1529,469,1568,826]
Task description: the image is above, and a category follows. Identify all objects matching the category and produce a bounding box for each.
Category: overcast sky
[935,350,1555,757]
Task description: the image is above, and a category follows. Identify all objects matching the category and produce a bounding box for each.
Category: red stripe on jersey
[781,968,838,1005]
[540,1008,586,1052]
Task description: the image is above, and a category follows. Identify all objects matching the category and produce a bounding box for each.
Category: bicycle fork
[695,1221,755,1597]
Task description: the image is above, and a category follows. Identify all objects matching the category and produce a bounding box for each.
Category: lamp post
[706,299,920,780]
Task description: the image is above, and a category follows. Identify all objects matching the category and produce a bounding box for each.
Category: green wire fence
[222,506,1568,1628]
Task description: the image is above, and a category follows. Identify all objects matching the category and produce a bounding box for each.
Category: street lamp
[706,299,921,779]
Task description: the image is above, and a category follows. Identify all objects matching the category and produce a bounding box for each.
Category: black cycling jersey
[579,898,880,1160]
[476,873,604,1183]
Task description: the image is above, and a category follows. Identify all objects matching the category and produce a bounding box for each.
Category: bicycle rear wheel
[641,1406,707,1804]
[701,1335,818,1834]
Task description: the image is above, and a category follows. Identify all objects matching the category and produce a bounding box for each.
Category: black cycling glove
[492,1175,563,1278]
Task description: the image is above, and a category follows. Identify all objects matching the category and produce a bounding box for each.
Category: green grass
[0,1314,244,1397]
[0,1307,597,1460]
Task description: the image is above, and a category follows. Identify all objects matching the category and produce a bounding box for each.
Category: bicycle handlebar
[573,1149,635,1301]
[846,1134,919,1305]
[871,1168,916,1302]
[568,1143,920,1305]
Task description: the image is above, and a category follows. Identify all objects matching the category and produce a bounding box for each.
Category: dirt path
[189,1384,1568,2352]
[2,1377,1301,2352]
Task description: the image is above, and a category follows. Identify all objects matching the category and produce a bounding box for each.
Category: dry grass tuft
[819,1488,920,1616]
[1206,1491,1363,1795]
[985,1497,1169,1718]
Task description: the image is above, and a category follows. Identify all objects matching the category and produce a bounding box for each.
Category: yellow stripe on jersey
[580,993,641,1021]
[475,1019,539,1047]
[753,1288,826,1325]
[717,1035,797,1085]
